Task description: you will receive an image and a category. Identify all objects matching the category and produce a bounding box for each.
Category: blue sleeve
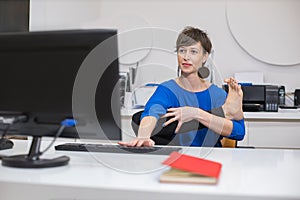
[228,118,245,141]
[141,84,177,120]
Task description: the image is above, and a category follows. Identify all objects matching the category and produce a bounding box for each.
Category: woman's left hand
[161,107,200,133]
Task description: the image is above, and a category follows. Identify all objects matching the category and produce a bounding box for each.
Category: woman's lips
[182,63,192,67]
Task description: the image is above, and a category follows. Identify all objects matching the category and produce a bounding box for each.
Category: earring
[198,66,210,79]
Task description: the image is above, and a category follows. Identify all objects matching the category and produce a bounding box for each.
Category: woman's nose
[183,51,190,60]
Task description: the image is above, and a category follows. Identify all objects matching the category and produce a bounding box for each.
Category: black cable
[39,119,76,156]
[39,125,65,155]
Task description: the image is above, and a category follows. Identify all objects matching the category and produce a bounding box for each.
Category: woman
[119,26,245,147]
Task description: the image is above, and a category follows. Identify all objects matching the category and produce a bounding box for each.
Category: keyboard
[55,143,181,155]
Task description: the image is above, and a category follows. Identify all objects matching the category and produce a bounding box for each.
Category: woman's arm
[162,107,233,136]
[118,116,157,147]
[162,106,245,139]
[162,77,245,137]
[196,109,233,136]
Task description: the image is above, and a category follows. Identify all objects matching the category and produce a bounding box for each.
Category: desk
[0,140,300,200]
[241,109,300,148]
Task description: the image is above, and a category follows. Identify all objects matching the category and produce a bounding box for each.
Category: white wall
[30,0,300,92]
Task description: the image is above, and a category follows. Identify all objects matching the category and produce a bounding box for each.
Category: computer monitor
[0,29,121,168]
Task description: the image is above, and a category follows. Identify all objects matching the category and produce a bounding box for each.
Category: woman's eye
[191,50,199,55]
[178,49,186,54]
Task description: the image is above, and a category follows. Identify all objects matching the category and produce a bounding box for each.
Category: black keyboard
[55,143,181,155]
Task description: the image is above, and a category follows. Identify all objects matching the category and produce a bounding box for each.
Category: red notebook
[160,152,222,184]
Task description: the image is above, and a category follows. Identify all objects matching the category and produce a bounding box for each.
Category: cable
[39,119,77,155]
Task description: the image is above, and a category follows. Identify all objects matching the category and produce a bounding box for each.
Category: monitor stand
[1,136,69,168]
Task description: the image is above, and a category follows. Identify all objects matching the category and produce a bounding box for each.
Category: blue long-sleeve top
[141,80,245,147]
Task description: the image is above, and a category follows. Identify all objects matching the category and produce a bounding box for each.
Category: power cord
[39,119,77,155]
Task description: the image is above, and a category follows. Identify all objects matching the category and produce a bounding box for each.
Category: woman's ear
[202,52,209,64]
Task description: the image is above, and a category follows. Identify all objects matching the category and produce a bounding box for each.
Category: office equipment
[55,143,181,155]
[223,85,279,112]
[160,151,222,184]
[132,85,157,108]
[0,29,120,167]
[295,89,300,106]
[264,85,279,112]
[278,85,285,105]
[119,72,128,107]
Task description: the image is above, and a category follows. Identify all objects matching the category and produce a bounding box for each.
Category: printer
[223,85,279,112]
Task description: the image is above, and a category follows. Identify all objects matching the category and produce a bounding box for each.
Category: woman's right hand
[118,138,155,147]
[118,116,156,147]
[162,106,201,133]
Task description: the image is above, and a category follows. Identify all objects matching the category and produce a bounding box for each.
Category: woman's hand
[118,116,157,147]
[161,107,200,133]
[118,138,155,147]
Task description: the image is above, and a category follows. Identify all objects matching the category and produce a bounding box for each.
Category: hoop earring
[198,66,210,79]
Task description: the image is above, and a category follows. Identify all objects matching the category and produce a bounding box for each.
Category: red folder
[162,151,222,179]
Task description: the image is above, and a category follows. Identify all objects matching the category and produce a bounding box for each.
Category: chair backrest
[131,111,174,145]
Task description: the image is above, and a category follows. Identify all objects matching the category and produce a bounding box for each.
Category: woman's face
[177,42,208,75]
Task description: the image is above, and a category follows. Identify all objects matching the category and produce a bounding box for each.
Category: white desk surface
[0,140,300,200]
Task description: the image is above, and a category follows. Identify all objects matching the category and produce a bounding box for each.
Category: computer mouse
[0,138,14,150]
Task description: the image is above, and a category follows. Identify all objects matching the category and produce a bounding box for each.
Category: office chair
[131,110,237,147]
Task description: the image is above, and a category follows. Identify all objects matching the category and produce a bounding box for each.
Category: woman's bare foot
[222,77,244,120]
